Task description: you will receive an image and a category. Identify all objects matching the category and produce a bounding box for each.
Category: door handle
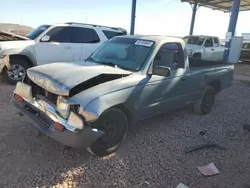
[64,46,71,49]
[211,49,214,51]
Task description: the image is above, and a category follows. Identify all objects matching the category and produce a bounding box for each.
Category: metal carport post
[223,0,241,62]
[183,0,243,62]
[189,0,198,35]
[130,0,137,35]
[130,0,242,61]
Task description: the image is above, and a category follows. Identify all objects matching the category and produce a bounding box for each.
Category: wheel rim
[7,64,25,81]
[90,109,128,155]
[202,91,215,113]
[97,119,121,148]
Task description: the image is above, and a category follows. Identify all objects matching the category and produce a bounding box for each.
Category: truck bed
[189,57,231,68]
[188,57,234,92]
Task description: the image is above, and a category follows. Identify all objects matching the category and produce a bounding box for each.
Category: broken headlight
[56,96,70,119]
[67,111,84,130]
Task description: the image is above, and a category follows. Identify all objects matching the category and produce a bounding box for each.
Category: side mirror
[40,35,50,42]
[153,66,171,77]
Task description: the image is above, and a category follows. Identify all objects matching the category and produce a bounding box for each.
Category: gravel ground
[0,80,250,188]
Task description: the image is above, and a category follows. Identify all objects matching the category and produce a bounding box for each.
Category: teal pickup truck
[12,35,234,157]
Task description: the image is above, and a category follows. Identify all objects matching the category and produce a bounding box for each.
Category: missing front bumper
[12,97,104,149]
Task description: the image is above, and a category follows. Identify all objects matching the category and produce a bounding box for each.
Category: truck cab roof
[115,35,185,46]
[184,35,219,38]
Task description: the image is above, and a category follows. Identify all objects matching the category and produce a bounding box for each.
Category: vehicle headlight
[187,49,193,56]
[56,96,70,119]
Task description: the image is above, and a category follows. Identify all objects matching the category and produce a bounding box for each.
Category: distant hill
[0,23,33,36]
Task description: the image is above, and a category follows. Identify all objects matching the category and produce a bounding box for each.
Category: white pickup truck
[0,22,126,84]
[183,35,224,61]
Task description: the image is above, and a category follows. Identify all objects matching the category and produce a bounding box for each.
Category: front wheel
[88,108,128,157]
[193,86,216,115]
[2,57,30,85]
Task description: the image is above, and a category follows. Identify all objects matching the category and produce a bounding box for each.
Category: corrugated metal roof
[181,0,250,12]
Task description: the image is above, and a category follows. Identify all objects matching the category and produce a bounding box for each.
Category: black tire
[88,108,128,157]
[193,86,216,115]
[193,53,201,59]
[2,56,30,85]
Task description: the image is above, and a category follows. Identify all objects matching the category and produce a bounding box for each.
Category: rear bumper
[12,96,104,149]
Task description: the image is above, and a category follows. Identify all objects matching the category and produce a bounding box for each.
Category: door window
[153,43,184,70]
[204,37,213,47]
[44,26,100,43]
[213,37,219,47]
[70,27,100,43]
[45,27,71,43]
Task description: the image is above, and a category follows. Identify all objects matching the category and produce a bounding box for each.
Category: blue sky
[1,0,250,38]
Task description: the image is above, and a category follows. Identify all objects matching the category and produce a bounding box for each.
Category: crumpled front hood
[27,61,132,96]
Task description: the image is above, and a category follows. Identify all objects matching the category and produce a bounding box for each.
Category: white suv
[0,22,126,84]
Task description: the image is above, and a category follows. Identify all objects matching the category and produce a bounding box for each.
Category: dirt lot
[0,65,250,188]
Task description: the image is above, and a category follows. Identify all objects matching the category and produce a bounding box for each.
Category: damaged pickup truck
[12,35,234,157]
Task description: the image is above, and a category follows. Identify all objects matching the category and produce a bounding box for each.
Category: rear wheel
[88,108,128,157]
[2,57,30,85]
[193,86,216,115]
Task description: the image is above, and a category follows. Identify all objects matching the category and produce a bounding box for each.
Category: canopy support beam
[223,0,241,62]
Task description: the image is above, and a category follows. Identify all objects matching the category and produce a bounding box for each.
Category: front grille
[25,103,51,128]
[37,111,51,128]
[29,81,58,105]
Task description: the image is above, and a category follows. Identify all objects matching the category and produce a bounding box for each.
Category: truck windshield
[89,37,155,71]
[183,36,205,46]
[26,25,51,40]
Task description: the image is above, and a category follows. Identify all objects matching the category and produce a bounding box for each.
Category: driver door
[212,37,221,61]
[34,26,75,65]
[138,43,188,119]
[203,37,215,60]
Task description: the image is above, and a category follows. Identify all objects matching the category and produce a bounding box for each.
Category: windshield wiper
[100,62,131,70]
[100,62,118,68]
[85,58,133,71]
[86,58,118,68]
[102,62,134,71]
[85,57,117,67]
[85,57,99,63]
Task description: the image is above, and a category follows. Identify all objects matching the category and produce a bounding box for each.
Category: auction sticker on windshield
[135,40,154,47]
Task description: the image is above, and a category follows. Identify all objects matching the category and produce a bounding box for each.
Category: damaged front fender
[82,87,136,123]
